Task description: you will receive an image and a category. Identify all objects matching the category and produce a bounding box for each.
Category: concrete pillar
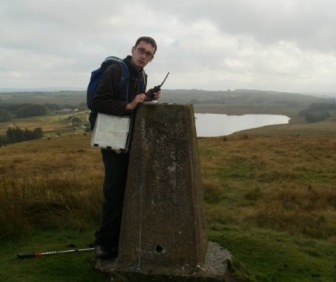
[118,104,207,272]
[95,103,232,281]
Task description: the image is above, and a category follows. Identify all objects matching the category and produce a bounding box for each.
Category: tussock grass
[0,134,103,239]
[4,132,330,241]
[199,133,336,280]
[199,135,336,241]
[1,120,335,281]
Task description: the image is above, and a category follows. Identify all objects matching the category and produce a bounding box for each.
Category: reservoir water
[195,113,290,137]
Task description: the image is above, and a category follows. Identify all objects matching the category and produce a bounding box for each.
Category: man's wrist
[126,102,135,112]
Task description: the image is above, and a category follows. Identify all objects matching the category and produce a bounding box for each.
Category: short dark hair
[135,36,157,54]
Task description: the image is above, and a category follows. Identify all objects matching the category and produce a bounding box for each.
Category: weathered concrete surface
[95,242,233,281]
[95,104,232,281]
[119,104,207,270]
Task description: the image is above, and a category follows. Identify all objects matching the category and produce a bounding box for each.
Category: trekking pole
[17,247,94,259]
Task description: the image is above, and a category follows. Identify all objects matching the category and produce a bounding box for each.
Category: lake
[195,113,290,137]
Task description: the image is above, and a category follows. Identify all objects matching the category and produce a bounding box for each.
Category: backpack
[86,56,130,129]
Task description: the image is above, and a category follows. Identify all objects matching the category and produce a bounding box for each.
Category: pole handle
[17,247,94,259]
[17,252,41,259]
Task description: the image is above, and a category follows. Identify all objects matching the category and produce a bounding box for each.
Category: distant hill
[1,89,334,116]
[0,87,84,92]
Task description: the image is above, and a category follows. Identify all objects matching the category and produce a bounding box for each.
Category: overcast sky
[1,0,335,93]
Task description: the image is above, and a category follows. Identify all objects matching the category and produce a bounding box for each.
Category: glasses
[136,47,153,59]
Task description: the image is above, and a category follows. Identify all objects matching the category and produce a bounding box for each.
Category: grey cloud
[0,0,335,92]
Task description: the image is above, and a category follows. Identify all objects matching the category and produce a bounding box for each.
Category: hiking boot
[95,246,118,260]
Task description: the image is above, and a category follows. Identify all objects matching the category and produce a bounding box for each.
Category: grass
[200,135,336,241]
[0,109,336,281]
[0,133,107,281]
[208,225,336,282]
[199,131,336,281]
[0,229,106,282]
[0,134,103,239]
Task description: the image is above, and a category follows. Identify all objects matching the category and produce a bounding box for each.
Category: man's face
[131,41,155,70]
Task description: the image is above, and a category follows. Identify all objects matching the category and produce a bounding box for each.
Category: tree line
[0,126,44,146]
[299,103,336,123]
[0,103,78,122]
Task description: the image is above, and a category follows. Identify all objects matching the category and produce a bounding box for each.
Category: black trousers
[94,149,129,249]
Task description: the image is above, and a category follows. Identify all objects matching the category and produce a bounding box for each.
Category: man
[91,36,159,260]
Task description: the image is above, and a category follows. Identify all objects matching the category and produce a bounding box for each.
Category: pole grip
[17,252,41,259]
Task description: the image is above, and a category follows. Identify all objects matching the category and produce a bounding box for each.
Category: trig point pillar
[95,104,232,281]
[120,103,207,270]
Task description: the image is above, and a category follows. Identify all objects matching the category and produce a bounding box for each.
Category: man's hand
[126,93,147,111]
[152,90,160,101]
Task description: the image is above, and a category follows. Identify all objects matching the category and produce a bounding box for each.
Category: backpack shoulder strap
[103,56,129,87]
[140,70,147,93]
